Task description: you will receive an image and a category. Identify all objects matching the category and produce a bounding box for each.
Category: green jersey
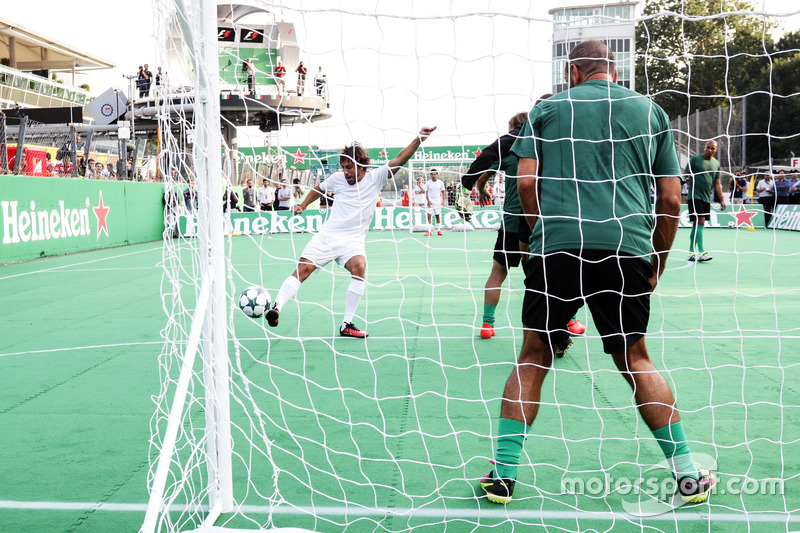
[511,79,681,258]
[500,153,520,232]
[684,154,720,202]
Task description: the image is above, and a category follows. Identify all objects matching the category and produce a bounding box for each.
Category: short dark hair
[340,143,370,168]
[568,40,615,79]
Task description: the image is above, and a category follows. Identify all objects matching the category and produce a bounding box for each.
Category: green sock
[697,225,705,253]
[689,224,697,253]
[652,422,699,480]
[494,418,527,480]
[483,304,497,325]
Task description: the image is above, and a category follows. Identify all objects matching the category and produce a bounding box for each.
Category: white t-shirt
[319,165,390,239]
[258,185,275,205]
[495,181,506,198]
[756,179,774,198]
[425,179,445,206]
[413,182,426,205]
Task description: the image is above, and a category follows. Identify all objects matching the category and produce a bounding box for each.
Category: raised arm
[388,127,437,177]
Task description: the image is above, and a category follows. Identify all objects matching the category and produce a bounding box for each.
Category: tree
[741,31,800,164]
[636,0,776,119]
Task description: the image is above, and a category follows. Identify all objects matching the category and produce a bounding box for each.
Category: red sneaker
[424,231,432,237]
[437,230,443,236]
[567,319,586,335]
[340,322,369,338]
[480,323,495,339]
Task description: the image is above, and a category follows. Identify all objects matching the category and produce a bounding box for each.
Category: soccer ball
[238,286,271,318]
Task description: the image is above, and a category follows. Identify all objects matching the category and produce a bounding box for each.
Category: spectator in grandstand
[94,162,109,179]
[258,178,275,211]
[265,127,436,339]
[85,158,95,179]
[401,184,410,207]
[314,66,326,96]
[775,170,792,205]
[273,60,287,93]
[462,109,585,342]
[424,168,446,236]
[295,61,307,96]
[494,175,506,206]
[242,178,256,212]
[154,66,164,94]
[276,180,292,210]
[790,173,800,205]
[222,185,239,212]
[246,58,256,95]
[413,177,426,211]
[54,154,74,177]
[730,171,748,205]
[137,65,152,98]
[756,173,776,227]
[446,180,456,206]
[184,179,198,212]
[684,140,726,262]
[292,178,304,203]
[107,163,117,180]
[481,39,714,508]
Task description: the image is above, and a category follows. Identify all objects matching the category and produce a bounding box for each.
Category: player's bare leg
[481,259,508,339]
[341,255,369,338]
[268,258,317,327]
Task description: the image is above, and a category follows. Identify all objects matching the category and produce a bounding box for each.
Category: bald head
[704,141,718,160]
[567,40,616,86]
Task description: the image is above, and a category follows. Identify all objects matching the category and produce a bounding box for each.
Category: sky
[3,0,799,150]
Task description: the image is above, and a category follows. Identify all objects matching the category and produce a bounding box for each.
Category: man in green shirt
[480,39,715,507]
[461,109,586,342]
[684,141,726,261]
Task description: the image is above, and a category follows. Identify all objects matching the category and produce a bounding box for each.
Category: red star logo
[93,191,110,237]
[473,148,482,158]
[293,148,307,164]
[380,149,388,158]
[733,204,755,228]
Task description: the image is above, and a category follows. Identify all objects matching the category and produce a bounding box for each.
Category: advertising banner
[236,145,484,171]
[1,176,165,263]
[178,206,502,237]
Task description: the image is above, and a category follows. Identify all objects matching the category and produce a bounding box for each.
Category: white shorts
[426,204,442,215]
[299,233,366,269]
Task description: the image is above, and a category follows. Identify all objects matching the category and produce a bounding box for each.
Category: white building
[549,2,638,94]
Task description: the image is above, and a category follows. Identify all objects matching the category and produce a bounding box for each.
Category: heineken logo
[2,192,110,244]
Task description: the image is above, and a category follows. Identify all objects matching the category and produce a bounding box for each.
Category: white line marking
[0,501,797,523]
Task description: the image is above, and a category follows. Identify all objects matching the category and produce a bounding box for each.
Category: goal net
[147,1,800,532]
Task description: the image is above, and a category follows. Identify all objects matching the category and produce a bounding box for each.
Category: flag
[746,176,755,199]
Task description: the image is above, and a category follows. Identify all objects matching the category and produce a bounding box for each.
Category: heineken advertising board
[770,204,800,231]
[237,145,484,171]
[176,203,774,238]
[678,204,766,229]
[178,206,502,237]
[1,176,165,263]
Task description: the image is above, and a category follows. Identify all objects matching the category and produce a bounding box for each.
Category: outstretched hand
[419,126,437,142]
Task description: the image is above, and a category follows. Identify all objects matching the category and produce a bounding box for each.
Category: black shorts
[521,250,652,354]
[493,229,524,269]
[688,199,711,222]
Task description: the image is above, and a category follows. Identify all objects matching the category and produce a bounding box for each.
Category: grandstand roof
[0,16,115,72]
